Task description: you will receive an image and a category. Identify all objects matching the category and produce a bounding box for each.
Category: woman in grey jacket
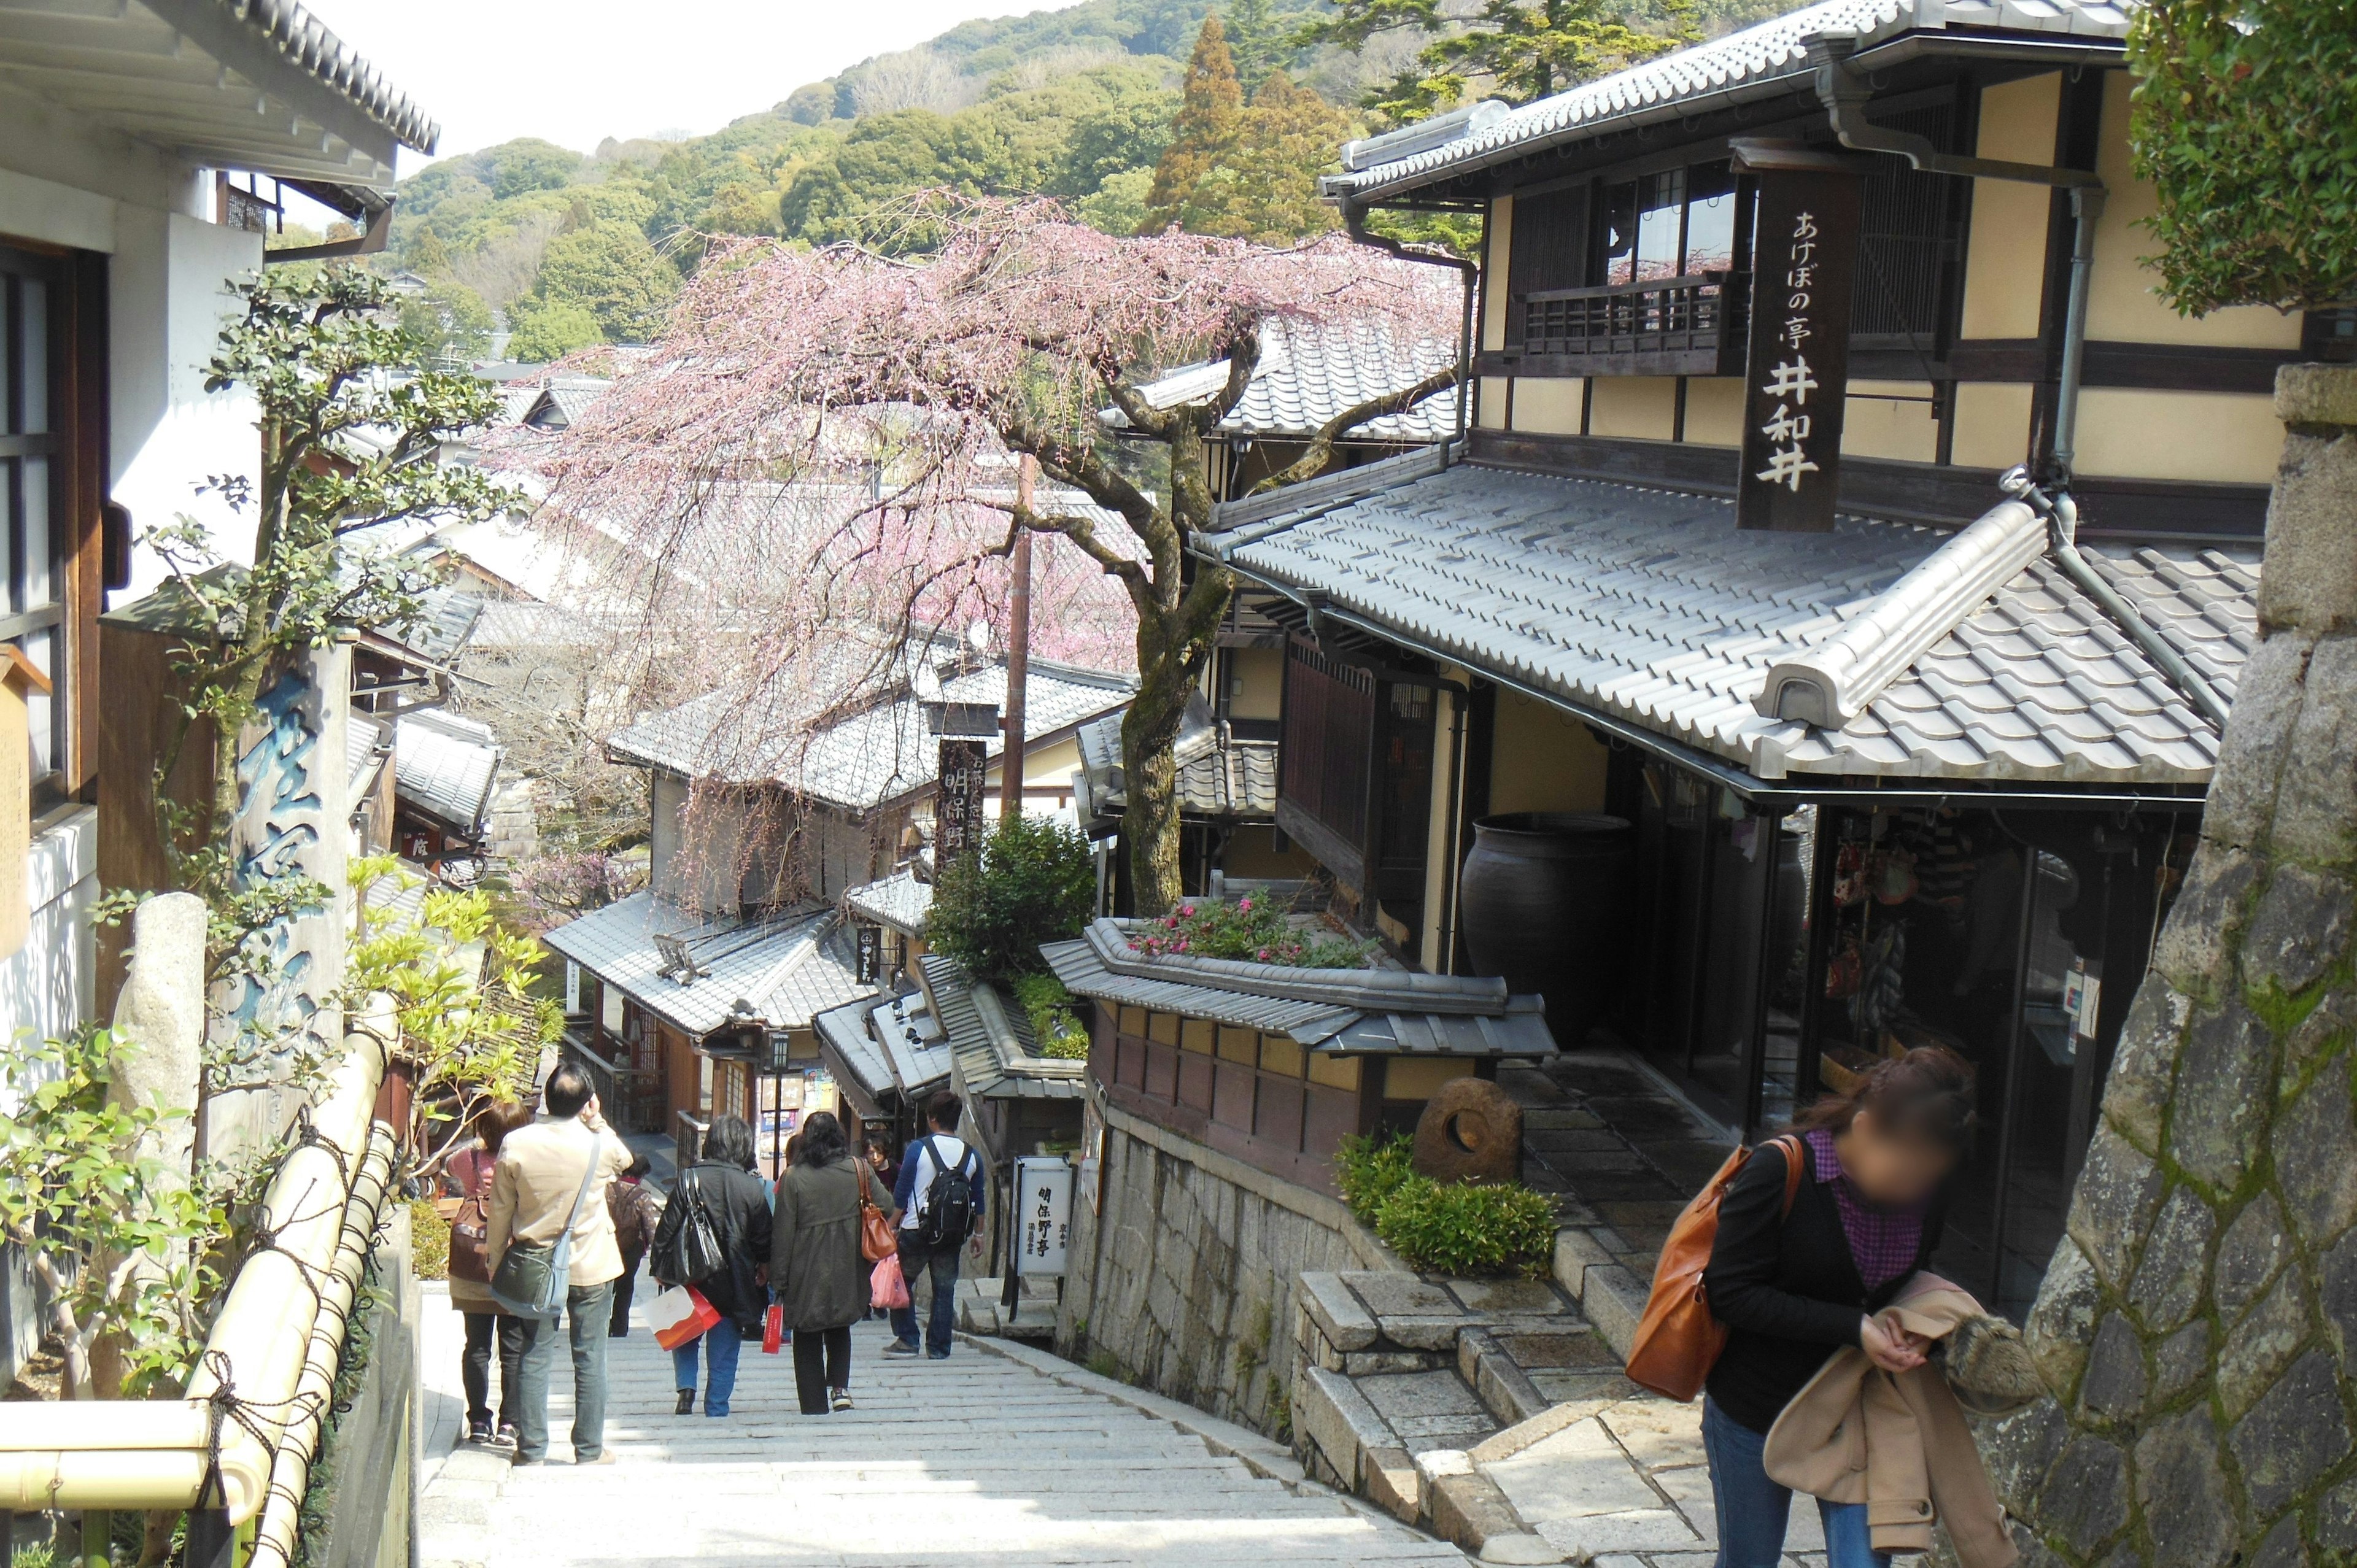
[769,1111,894,1414]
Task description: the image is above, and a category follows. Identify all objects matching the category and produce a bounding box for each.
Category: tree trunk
[1997,363,2357,1566]
[1123,608,1199,917]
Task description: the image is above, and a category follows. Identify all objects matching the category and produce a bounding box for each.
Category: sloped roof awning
[843,867,932,939]
[543,892,882,1040]
[1042,919,1558,1056]
[0,0,440,188]
[1107,319,1463,444]
[394,709,500,837]
[916,954,1086,1102]
[1073,701,1277,828]
[1210,461,2253,790]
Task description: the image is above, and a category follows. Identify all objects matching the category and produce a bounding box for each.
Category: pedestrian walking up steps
[417,1295,1473,1567]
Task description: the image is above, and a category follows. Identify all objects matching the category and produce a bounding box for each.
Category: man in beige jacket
[487,1062,631,1465]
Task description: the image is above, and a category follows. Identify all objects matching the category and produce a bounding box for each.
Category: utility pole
[1002,454,1034,824]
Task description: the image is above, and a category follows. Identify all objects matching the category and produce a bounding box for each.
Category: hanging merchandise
[1875,846,1919,905]
[1849,923,1908,1033]
[1826,932,1864,999]
[1833,840,1869,906]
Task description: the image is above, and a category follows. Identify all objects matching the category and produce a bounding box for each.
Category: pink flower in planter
[1237,897,1253,913]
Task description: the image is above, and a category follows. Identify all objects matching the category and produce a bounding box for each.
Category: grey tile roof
[609,652,1133,811]
[1074,708,1278,824]
[1329,0,2129,199]
[1214,463,2254,785]
[1117,320,1461,443]
[843,867,932,938]
[916,954,1086,1103]
[870,991,955,1097]
[394,709,501,836]
[541,891,882,1038]
[198,0,440,152]
[813,996,898,1107]
[1041,918,1557,1054]
[347,714,389,803]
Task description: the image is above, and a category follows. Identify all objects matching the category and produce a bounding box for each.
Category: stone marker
[1414,1078,1525,1184]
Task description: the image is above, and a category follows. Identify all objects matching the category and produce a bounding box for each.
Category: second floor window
[1598,164,1741,284]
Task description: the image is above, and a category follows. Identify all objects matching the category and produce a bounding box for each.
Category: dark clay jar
[1457,811,1636,1047]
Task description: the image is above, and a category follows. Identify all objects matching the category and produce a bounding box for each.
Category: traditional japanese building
[1195,0,2323,1316]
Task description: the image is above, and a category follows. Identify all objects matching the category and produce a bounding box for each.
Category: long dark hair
[703,1113,757,1172]
[1793,1045,1978,1153]
[795,1110,849,1168]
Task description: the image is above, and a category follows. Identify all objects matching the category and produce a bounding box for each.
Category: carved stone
[1412,1077,1524,1184]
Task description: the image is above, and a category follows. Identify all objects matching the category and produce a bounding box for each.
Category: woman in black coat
[651,1114,772,1418]
[770,1111,893,1415]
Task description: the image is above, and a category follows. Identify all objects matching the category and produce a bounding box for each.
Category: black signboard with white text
[1733,143,1870,533]
[936,738,989,862]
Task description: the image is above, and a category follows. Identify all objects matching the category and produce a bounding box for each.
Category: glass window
[1633,169,1685,282]
[4,251,66,800]
[1600,180,1640,285]
[1682,163,1741,276]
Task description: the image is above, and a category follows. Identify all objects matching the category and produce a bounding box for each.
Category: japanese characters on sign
[1013,1154,1074,1278]
[935,738,989,862]
[1735,156,1864,533]
[856,922,882,984]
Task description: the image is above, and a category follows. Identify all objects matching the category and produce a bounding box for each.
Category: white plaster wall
[0,808,96,1070]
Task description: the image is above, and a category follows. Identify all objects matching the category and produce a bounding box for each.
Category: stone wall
[1055,1094,1398,1437]
[2000,368,2357,1566]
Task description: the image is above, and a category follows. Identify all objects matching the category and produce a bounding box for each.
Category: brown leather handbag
[854,1165,897,1262]
[1625,1133,1805,1402]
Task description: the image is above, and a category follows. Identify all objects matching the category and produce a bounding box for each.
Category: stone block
[1298,1270,1380,1352]
[2261,393,2357,633]
[1430,1469,1528,1556]
[1469,1399,1601,1464]
[1552,1226,1617,1298]
[1344,1350,1438,1375]
[1380,1313,1475,1351]
[1520,1107,1603,1131]
[1497,1327,1616,1370]
[2231,1351,2351,1518]
[2024,1235,2097,1399]
[2243,864,2355,995]
[1415,1077,1524,1184]
[2100,982,2190,1153]
[1463,1329,1551,1426]
[2282,1067,2357,1250]
[2151,845,2260,988]
[1596,1400,1703,1470]
[2217,1273,2311,1424]
[2067,1123,2165,1289]
[1364,1443,1423,1523]
[2076,1313,2147,1422]
[1362,1368,1492,1426]
[2129,1186,2218,1333]
[1529,1370,1640,1404]
[2169,1000,2275,1191]
[1342,1270,1460,1319]
[2151,1318,2212,1405]
[1449,1277,1563,1315]
[2276,361,2357,428]
[1295,1364,1393,1488]
[1414,1446,1476,1483]
[2274,635,2357,863]
[2134,1405,2235,1568]
[2215,1192,2291,1321]
[1476,1532,1570,1564]
[1579,1262,1650,1360]
[2039,1435,2130,1558]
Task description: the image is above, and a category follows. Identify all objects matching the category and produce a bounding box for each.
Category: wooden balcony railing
[1486,271,1749,379]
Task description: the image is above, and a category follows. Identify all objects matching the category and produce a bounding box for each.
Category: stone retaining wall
[1054,1094,1399,1437]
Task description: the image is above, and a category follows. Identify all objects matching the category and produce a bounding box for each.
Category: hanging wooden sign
[936,738,990,862]
[0,646,53,959]
[1732,141,1871,533]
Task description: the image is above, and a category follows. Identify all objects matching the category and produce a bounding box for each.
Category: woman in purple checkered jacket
[1698,1048,1977,1568]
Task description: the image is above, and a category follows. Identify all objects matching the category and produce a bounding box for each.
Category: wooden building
[1191,0,2308,1316]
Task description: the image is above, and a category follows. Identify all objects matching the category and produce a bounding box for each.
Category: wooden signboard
[0,646,53,959]
[936,738,989,862]
[1733,142,1870,533]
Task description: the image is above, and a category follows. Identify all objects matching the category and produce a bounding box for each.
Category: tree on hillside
[530,224,678,344]
[529,199,1461,914]
[1222,0,1296,91]
[1182,71,1347,243]
[1139,17,1244,233]
[1295,0,1691,118]
[506,298,605,362]
[1997,6,2357,1566]
[399,277,497,364]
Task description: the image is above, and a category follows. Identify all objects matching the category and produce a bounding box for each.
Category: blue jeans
[1702,1397,1889,1568]
[672,1318,743,1416]
[513,1280,615,1462]
[891,1240,959,1355]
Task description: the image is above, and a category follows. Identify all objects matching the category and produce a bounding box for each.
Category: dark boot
[676,1388,695,1416]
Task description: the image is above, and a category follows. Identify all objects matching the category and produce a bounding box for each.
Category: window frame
[0,241,70,811]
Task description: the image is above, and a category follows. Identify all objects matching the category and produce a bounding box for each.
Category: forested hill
[368,0,1778,362]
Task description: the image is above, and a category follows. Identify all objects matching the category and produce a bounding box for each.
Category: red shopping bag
[649,1284,722,1352]
[762,1302,785,1354]
[871,1253,910,1311]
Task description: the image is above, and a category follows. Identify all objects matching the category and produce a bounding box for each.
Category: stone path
[417,1283,1473,1567]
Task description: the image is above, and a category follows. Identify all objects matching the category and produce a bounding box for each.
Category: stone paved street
[417,1283,1474,1567]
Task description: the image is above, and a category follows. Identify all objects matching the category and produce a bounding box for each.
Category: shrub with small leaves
[1012,971,1092,1059]
[927,814,1097,984]
[1373,1176,1558,1279]
[1334,1131,1418,1221]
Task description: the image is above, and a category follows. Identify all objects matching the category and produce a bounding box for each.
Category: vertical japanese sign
[1013,1154,1074,1277]
[856,922,881,984]
[1735,155,1865,533]
[936,738,989,862]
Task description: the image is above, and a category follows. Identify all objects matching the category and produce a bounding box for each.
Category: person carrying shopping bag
[445,1098,535,1446]
[769,1111,895,1415]
[650,1114,772,1417]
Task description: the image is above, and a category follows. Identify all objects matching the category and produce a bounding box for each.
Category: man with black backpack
[886,1091,985,1359]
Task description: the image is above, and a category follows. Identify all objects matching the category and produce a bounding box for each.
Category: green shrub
[927,814,1097,984]
[1012,971,1091,1059]
[1336,1130,1556,1278]
[1334,1131,1418,1221]
[1128,895,1372,968]
[409,1197,451,1281]
[1372,1177,1558,1280]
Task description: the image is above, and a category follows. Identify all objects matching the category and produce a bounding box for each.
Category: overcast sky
[298,0,1073,167]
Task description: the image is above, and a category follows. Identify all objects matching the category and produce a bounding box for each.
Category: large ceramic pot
[1458,812,1637,1048]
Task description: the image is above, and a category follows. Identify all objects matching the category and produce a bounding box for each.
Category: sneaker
[829,1390,854,1413]
[926,1350,951,1361]
[575,1450,617,1466]
[509,1453,543,1467]
[883,1340,920,1358]
[465,1417,494,1445]
[493,1424,519,1450]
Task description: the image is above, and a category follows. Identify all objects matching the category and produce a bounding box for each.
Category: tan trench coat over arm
[1760,1278,2019,1568]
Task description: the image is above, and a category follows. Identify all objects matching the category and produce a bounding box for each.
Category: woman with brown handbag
[768,1111,895,1415]
[446,1099,536,1446]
